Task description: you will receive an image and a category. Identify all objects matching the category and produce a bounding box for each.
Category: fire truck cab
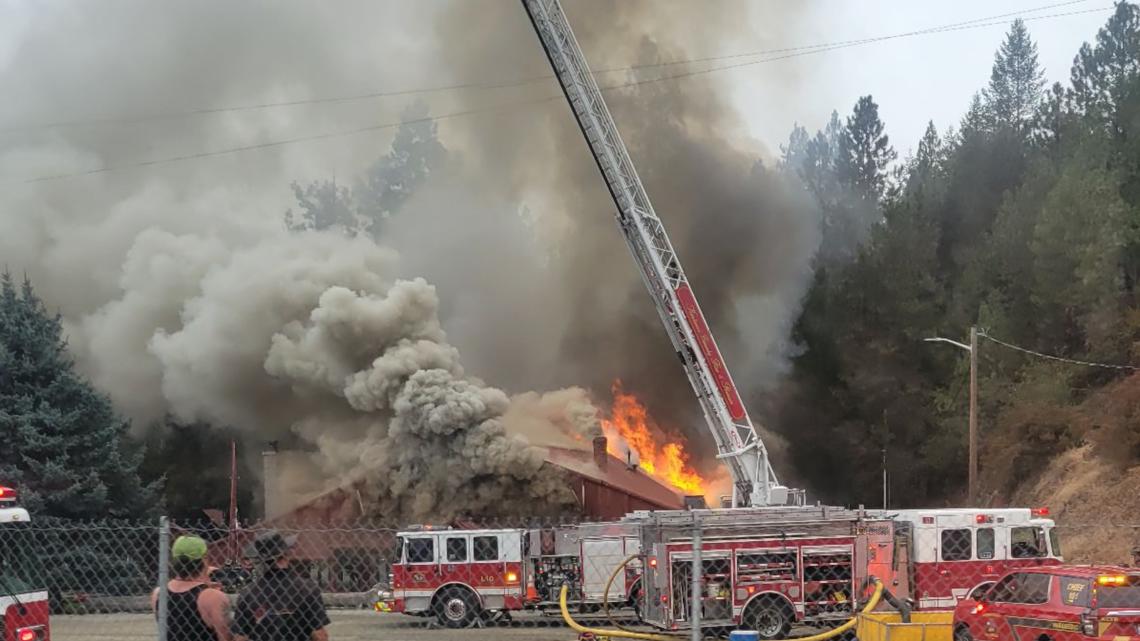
[872,508,1062,610]
[386,527,527,627]
[384,522,642,627]
[0,486,49,641]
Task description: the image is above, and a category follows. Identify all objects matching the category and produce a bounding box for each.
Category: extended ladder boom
[521,0,798,507]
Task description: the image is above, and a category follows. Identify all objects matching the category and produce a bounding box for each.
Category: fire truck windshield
[1048,528,1061,557]
[0,520,40,594]
[1011,526,1048,558]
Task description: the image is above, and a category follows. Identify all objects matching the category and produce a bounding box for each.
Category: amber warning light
[1097,575,1128,586]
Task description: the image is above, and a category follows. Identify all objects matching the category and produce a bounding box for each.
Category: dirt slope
[1006,444,1140,564]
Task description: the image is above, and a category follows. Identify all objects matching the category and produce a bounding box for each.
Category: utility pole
[881,447,888,509]
[924,326,979,505]
[968,326,978,506]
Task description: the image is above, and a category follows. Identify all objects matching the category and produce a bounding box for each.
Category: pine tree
[283,100,448,237]
[984,19,1046,134]
[0,273,158,519]
[780,123,811,177]
[355,100,448,235]
[284,178,358,233]
[1069,2,1140,136]
[838,95,897,203]
[908,121,944,194]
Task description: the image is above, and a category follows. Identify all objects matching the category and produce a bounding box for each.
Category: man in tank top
[151,535,233,641]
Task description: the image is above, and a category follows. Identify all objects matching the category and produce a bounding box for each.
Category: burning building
[213,436,685,593]
[262,434,684,526]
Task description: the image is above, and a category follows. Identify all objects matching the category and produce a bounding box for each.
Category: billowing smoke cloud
[0,0,821,515]
[96,228,589,519]
[426,1,820,465]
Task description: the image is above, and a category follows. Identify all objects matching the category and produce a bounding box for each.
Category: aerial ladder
[521,0,802,507]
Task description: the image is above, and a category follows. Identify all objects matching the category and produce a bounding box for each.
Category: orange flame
[599,381,707,495]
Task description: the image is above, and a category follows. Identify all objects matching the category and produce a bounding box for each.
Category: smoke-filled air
[0,0,823,520]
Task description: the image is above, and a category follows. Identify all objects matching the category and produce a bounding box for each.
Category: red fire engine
[381,522,642,627]
[380,505,1061,634]
[0,486,49,641]
[635,506,1061,638]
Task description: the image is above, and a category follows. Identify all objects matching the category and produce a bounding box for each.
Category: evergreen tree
[1069,2,1140,134]
[984,19,1046,134]
[284,178,358,233]
[838,95,897,203]
[780,123,811,176]
[908,121,944,195]
[0,273,158,519]
[284,100,448,238]
[355,100,448,234]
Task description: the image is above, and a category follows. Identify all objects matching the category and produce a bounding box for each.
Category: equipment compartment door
[582,537,626,601]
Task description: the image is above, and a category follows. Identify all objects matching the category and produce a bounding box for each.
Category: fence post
[157,516,170,641]
[691,514,701,641]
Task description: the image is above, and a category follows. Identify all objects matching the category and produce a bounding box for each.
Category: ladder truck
[520,0,801,508]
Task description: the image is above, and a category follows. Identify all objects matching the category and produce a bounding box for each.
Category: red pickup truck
[953,566,1140,641]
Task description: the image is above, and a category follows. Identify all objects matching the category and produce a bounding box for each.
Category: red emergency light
[648,557,658,569]
[0,486,17,502]
[976,514,993,524]
[16,627,44,641]
[972,603,986,615]
[1031,507,1050,518]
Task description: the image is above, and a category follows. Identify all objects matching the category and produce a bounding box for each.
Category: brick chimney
[262,441,280,520]
[592,436,608,471]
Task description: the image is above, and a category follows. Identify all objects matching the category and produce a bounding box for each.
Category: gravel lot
[50,609,604,641]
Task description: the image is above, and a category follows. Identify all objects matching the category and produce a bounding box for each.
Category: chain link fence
[2,514,1139,641]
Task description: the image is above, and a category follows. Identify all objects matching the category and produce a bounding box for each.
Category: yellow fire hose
[602,554,641,633]
[560,577,885,641]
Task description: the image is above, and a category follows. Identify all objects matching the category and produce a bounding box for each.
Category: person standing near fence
[232,530,331,641]
[151,535,233,641]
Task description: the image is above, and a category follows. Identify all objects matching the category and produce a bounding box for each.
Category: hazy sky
[734,0,1112,156]
[0,1,1115,182]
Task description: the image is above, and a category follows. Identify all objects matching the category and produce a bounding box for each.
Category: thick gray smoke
[427,1,820,465]
[0,0,821,514]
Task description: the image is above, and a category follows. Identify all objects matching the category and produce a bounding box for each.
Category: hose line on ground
[559,578,885,641]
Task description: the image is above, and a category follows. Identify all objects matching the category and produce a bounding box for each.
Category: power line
[0,0,1100,134]
[979,330,1140,371]
[9,4,1113,184]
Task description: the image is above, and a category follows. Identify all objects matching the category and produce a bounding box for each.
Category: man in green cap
[151,535,233,641]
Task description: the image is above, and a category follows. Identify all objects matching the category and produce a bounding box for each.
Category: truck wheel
[954,625,974,641]
[742,596,793,641]
[434,588,480,628]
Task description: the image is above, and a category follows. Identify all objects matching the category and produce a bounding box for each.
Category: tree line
[773,4,1140,506]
